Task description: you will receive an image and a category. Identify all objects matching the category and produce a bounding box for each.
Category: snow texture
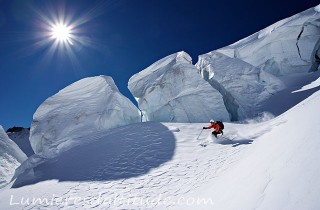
[184,89,320,210]
[12,122,176,188]
[30,76,141,158]
[128,51,229,122]
[0,126,27,189]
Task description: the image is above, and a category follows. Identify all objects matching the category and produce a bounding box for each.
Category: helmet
[210,119,214,123]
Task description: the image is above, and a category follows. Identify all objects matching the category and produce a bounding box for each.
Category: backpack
[216,121,224,130]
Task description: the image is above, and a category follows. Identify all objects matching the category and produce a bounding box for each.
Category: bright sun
[51,23,73,45]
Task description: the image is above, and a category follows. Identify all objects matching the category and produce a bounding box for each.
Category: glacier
[0,126,27,189]
[215,6,320,75]
[8,128,34,157]
[128,51,229,122]
[195,6,320,120]
[29,76,141,158]
[196,51,285,120]
[129,7,320,123]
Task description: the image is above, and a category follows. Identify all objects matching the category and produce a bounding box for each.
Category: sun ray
[26,0,120,76]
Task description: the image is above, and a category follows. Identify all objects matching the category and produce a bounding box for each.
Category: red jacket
[206,123,220,132]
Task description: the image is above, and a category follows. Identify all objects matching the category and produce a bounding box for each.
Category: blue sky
[0,0,318,130]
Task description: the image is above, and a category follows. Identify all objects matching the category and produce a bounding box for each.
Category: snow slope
[1,86,319,209]
[30,76,141,158]
[0,126,27,189]
[184,89,320,210]
[0,120,256,209]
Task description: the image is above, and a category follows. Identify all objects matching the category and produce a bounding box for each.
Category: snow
[196,51,285,120]
[29,76,141,158]
[193,5,320,121]
[7,129,34,157]
[292,76,320,93]
[216,6,320,75]
[128,7,320,123]
[1,4,320,210]
[0,120,255,209]
[128,51,229,122]
[0,126,27,189]
[1,87,319,209]
[259,71,320,117]
[184,89,320,210]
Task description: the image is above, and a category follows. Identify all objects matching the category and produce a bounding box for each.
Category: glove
[203,127,207,129]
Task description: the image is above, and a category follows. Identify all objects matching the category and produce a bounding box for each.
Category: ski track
[2,123,254,210]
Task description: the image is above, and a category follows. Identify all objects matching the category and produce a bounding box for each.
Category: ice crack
[296,25,307,62]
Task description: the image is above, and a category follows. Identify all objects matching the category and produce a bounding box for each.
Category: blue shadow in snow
[217,139,253,147]
[12,122,176,188]
[260,71,320,116]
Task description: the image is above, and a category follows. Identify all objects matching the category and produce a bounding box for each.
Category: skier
[203,119,224,138]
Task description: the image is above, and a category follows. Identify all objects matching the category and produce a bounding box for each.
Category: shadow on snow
[12,122,176,188]
[217,139,253,147]
[260,71,320,116]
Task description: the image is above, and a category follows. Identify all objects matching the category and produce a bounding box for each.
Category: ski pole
[196,128,204,140]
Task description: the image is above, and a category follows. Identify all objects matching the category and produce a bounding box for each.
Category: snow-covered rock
[196,51,285,120]
[128,51,229,122]
[30,76,141,158]
[7,128,34,157]
[216,6,320,76]
[0,126,27,188]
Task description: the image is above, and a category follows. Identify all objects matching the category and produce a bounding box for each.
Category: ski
[200,143,207,147]
[199,135,234,147]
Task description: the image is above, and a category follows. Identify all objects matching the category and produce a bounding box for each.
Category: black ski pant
[212,130,223,137]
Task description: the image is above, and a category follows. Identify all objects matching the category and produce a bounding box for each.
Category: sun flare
[33,5,96,62]
[52,24,70,40]
[50,23,73,45]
